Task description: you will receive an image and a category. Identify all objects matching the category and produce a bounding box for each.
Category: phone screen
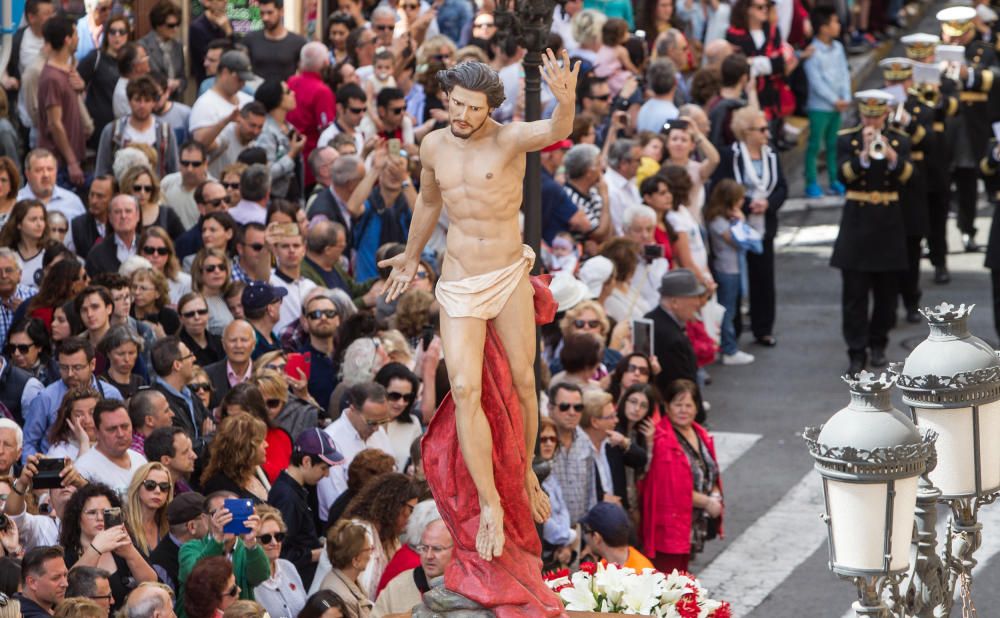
[223,499,255,535]
[632,318,654,359]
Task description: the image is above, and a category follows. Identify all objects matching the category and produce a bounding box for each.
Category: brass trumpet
[910,82,940,107]
[869,131,887,161]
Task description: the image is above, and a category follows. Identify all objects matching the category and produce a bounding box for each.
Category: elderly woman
[130,267,180,338]
[318,520,375,617]
[254,505,308,618]
[571,10,607,65]
[97,324,147,399]
[178,292,225,367]
[641,379,722,574]
[622,204,671,311]
[47,211,69,246]
[139,226,192,305]
[713,105,787,347]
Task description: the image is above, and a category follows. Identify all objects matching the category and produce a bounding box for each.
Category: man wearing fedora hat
[645,269,706,422]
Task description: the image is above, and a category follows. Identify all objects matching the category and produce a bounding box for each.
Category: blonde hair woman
[253,505,307,618]
[123,462,174,556]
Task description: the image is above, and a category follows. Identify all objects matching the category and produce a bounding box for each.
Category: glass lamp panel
[977,400,1000,493]
[913,406,975,496]
[888,475,918,572]
[827,479,889,572]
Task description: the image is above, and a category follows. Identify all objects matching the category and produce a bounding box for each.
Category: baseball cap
[167,492,207,526]
[580,502,630,546]
[242,281,288,312]
[295,428,344,466]
[220,50,255,81]
[542,139,573,153]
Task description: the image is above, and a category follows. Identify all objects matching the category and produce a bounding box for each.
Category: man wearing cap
[189,50,255,148]
[243,281,287,360]
[938,5,999,252]
[149,492,209,591]
[832,90,912,375]
[580,502,654,572]
[541,139,591,246]
[268,428,341,589]
[268,223,317,334]
[902,33,959,284]
[879,57,929,324]
[645,269,704,420]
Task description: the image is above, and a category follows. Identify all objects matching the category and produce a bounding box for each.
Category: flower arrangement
[543,562,731,618]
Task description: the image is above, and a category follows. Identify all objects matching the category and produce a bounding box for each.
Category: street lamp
[804,372,935,618]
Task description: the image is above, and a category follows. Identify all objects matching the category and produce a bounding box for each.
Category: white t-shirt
[113,78,130,119]
[189,88,254,133]
[208,123,255,179]
[19,29,45,77]
[75,448,148,497]
[122,120,157,146]
[667,206,709,273]
[317,414,393,521]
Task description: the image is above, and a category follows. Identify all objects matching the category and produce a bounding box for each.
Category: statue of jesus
[381,50,579,564]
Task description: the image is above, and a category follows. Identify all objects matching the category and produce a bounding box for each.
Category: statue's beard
[450,116,488,139]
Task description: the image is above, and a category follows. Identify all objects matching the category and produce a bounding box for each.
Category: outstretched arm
[499,49,580,153]
[379,137,444,302]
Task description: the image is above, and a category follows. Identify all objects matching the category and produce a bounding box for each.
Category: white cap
[901,33,941,45]
[854,89,896,103]
[577,256,614,299]
[978,4,998,22]
[937,5,977,23]
[549,273,591,313]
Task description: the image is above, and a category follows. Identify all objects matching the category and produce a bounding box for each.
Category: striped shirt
[0,286,37,347]
[563,183,603,237]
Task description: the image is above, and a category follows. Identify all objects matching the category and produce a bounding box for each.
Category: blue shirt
[300,341,338,415]
[804,39,852,112]
[541,169,579,245]
[23,376,123,459]
[353,191,412,282]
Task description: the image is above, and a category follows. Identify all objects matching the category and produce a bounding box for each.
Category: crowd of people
[0,0,997,613]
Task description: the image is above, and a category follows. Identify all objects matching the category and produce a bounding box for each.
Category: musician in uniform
[831,90,913,376]
[938,5,999,253]
[978,139,1000,339]
[902,33,960,284]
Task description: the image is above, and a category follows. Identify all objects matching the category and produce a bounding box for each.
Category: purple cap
[242,281,288,311]
[294,428,344,466]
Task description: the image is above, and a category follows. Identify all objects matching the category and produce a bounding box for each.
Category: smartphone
[388,138,402,157]
[421,325,435,351]
[33,458,65,489]
[286,352,312,381]
[103,507,123,529]
[643,244,664,261]
[223,498,255,535]
[632,318,654,359]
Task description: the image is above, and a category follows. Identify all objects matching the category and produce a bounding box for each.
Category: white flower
[619,569,664,615]
[593,563,631,608]
[560,583,598,611]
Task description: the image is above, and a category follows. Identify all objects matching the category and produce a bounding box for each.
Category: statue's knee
[451,380,482,405]
[510,365,536,393]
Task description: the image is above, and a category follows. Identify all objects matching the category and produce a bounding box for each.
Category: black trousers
[746,235,776,339]
[991,269,1000,343]
[926,187,951,266]
[841,269,899,356]
[954,167,979,236]
[898,235,922,310]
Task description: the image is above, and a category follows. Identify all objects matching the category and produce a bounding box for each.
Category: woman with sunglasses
[373,363,422,472]
[122,462,174,557]
[178,292,225,366]
[255,369,320,450]
[551,300,624,379]
[536,416,574,569]
[221,163,247,207]
[7,317,58,385]
[121,165,185,239]
[607,351,659,403]
[78,14,131,149]
[184,556,243,618]
[253,505,307,618]
[189,366,215,410]
[192,248,234,337]
[139,226,192,306]
[60,482,158,611]
[219,383,291,487]
[47,211,69,246]
[46,387,100,461]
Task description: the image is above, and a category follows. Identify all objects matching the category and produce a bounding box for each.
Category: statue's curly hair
[437,61,506,109]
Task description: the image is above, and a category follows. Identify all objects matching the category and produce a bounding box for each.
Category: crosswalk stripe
[711,431,764,473]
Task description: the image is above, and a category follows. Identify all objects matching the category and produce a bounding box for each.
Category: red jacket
[287,71,336,184]
[639,418,723,557]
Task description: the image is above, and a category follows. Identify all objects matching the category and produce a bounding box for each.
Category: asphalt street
[684,5,1000,613]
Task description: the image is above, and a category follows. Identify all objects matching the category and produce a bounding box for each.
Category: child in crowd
[544,231,580,274]
[367,50,398,96]
[705,179,754,366]
[594,18,640,98]
[803,6,851,198]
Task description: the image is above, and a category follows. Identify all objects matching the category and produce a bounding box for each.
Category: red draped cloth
[422,275,566,618]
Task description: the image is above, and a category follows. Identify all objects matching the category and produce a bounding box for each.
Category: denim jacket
[804,38,852,112]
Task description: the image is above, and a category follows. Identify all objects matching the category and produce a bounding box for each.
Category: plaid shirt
[551,426,597,525]
[0,286,37,347]
[232,257,267,285]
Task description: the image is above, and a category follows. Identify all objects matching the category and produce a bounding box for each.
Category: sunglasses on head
[556,402,584,412]
[142,246,169,256]
[573,319,601,329]
[5,343,33,355]
[307,309,338,320]
[180,159,203,168]
[142,480,171,492]
[387,391,415,403]
[257,532,286,544]
[181,308,209,318]
[202,264,225,273]
[189,382,211,392]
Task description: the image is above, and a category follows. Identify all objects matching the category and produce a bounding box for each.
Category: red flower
[712,602,732,618]
[579,562,597,575]
[676,593,700,618]
[544,568,570,581]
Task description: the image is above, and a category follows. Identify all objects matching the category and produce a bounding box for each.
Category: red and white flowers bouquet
[544,562,731,618]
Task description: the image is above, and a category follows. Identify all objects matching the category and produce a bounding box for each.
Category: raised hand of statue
[378,253,419,303]
[540,48,580,107]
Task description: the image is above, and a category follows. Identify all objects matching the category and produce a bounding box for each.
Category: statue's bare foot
[525,469,551,524]
[477,499,505,561]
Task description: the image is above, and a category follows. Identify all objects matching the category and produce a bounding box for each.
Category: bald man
[125,583,177,618]
[702,39,734,69]
[203,320,256,407]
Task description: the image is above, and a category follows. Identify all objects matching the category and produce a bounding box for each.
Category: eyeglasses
[348,106,366,114]
[388,106,406,115]
[307,309,338,320]
[243,242,265,252]
[190,382,212,392]
[181,308,209,318]
[51,227,68,234]
[83,508,104,519]
[180,159,204,168]
[5,343,34,355]
[224,584,239,598]
[587,93,611,101]
[108,28,128,35]
[387,391,415,403]
[573,319,601,329]
[265,398,283,408]
[556,402,584,413]
[143,246,169,256]
[164,20,180,28]
[89,594,114,602]
[415,543,454,555]
[204,198,226,208]
[538,436,558,444]
[627,363,650,376]
[133,185,154,193]
[430,53,452,62]
[202,264,225,273]
[222,181,240,189]
[142,480,171,492]
[257,532,287,544]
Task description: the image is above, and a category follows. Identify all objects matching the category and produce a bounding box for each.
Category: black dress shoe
[934,266,951,284]
[754,335,777,347]
[963,234,981,253]
[870,348,888,368]
[847,356,866,377]
[906,308,922,323]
